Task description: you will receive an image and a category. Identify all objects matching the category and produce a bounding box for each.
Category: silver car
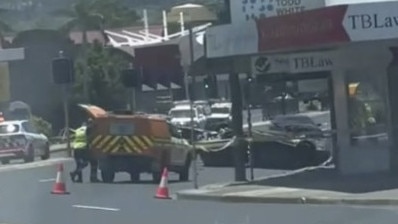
[0,120,50,164]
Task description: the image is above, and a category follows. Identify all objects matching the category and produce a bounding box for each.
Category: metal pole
[63,85,71,157]
[189,24,198,189]
[188,25,196,101]
[132,88,136,113]
[247,104,254,181]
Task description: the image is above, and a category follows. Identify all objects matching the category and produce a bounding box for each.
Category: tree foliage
[72,41,130,110]
[31,115,53,137]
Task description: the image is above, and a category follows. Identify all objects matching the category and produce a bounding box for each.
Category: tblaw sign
[289,52,334,73]
[252,51,335,75]
[343,1,398,42]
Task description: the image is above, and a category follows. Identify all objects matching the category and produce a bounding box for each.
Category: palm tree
[56,0,139,102]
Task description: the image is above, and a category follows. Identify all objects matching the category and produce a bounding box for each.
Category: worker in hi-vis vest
[69,122,89,183]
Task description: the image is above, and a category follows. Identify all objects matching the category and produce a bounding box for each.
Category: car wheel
[1,159,9,165]
[40,143,50,160]
[297,141,317,166]
[152,171,161,183]
[130,172,140,183]
[24,144,34,163]
[101,170,115,183]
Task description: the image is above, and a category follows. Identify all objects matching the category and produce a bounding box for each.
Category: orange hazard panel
[78,104,107,119]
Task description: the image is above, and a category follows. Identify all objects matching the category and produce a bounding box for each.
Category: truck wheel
[152,172,161,183]
[179,155,192,182]
[101,170,115,183]
[130,172,140,183]
[24,145,34,163]
[40,143,50,160]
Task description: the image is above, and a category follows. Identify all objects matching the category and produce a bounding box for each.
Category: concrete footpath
[176,167,398,206]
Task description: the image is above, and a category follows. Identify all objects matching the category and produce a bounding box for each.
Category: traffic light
[121,68,141,88]
[52,57,74,84]
[204,77,210,89]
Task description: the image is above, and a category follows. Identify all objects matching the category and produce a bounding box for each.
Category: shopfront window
[347,73,388,148]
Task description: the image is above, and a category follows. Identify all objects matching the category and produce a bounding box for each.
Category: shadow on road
[249,168,398,194]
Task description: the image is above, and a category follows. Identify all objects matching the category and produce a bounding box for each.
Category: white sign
[206,22,258,58]
[230,0,325,24]
[251,55,290,75]
[343,1,398,42]
[252,51,334,75]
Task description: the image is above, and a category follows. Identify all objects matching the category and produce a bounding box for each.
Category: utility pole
[229,72,246,181]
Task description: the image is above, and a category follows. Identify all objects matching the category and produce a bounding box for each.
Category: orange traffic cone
[155,167,171,199]
[51,163,70,195]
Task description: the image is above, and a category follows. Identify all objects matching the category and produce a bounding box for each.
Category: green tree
[72,41,130,110]
[57,0,139,102]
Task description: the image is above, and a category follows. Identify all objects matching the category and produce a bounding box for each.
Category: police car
[0,120,50,164]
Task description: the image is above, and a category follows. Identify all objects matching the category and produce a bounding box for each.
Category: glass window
[211,107,231,114]
[346,72,388,147]
[109,123,134,135]
[0,124,20,134]
[22,122,38,134]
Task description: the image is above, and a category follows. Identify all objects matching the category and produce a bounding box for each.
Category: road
[0,152,397,224]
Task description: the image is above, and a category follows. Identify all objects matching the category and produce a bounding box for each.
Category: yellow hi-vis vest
[72,126,87,150]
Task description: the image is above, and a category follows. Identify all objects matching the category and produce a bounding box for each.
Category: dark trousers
[71,149,89,182]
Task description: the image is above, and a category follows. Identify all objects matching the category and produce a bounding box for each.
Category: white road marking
[72,204,120,211]
[39,178,56,182]
[0,158,72,173]
[223,187,301,197]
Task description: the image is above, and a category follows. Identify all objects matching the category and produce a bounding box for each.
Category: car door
[22,121,46,155]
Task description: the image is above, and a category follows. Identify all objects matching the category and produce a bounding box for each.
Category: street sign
[0,63,10,102]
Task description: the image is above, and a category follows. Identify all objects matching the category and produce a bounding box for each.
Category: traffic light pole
[128,87,136,113]
[63,84,71,157]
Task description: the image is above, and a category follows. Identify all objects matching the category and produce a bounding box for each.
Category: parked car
[0,120,50,164]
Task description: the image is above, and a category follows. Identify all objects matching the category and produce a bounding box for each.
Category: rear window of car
[0,124,20,134]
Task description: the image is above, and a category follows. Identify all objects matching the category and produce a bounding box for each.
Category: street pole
[180,23,199,189]
[127,87,136,113]
[247,104,254,181]
[246,75,254,181]
[63,85,71,157]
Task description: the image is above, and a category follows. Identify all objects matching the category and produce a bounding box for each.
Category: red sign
[257,5,350,51]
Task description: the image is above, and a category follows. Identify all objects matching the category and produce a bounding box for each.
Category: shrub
[31,115,52,138]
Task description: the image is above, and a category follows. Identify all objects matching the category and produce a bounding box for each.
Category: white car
[0,120,50,164]
[169,105,206,129]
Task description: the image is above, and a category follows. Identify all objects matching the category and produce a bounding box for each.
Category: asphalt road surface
[0,152,397,224]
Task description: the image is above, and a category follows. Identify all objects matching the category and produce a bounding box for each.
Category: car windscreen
[211,107,230,114]
[170,110,193,118]
[0,124,20,134]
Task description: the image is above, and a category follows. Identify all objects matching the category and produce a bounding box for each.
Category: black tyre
[297,141,317,166]
[101,170,115,183]
[24,145,34,163]
[179,154,192,182]
[40,143,50,160]
[1,159,9,164]
[130,172,140,183]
